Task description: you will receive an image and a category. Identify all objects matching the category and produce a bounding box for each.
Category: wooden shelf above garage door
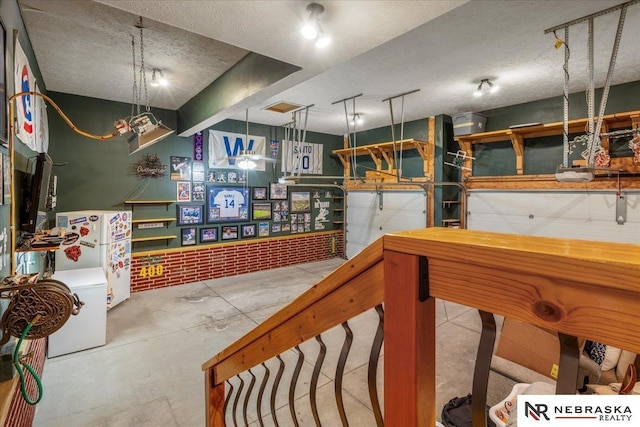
[332,138,433,174]
[455,110,640,187]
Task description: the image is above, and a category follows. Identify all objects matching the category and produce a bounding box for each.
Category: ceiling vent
[263,101,304,114]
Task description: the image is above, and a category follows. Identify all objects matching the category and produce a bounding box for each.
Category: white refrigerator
[56,210,132,309]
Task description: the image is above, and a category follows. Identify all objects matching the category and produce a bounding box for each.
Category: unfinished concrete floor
[34,257,500,426]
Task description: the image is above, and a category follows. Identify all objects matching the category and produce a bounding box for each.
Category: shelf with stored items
[454,110,640,189]
[332,138,434,188]
[124,200,174,212]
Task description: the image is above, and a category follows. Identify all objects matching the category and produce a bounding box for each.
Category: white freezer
[48,268,108,357]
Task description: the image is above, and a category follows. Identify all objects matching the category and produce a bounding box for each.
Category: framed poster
[206,186,249,223]
[252,202,272,220]
[221,225,238,240]
[199,227,218,243]
[258,222,269,237]
[177,181,191,202]
[177,204,204,225]
[241,223,257,238]
[170,156,192,180]
[252,186,267,200]
[0,19,6,145]
[290,191,311,213]
[269,183,288,200]
[181,227,197,246]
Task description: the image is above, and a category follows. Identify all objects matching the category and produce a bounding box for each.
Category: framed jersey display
[206,186,249,223]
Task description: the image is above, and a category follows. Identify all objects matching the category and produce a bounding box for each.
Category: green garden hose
[13,315,43,405]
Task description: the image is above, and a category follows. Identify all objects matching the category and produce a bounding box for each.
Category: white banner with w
[209,130,266,171]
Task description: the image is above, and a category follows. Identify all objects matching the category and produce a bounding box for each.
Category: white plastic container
[489,383,530,427]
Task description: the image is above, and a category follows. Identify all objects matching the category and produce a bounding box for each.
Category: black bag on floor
[441,394,496,427]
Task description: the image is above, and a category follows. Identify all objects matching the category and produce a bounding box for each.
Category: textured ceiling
[18,0,640,136]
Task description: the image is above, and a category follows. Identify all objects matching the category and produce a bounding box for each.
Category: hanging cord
[399,95,405,178]
[342,100,358,180]
[588,3,628,165]
[138,17,151,113]
[554,29,570,167]
[13,315,44,405]
[131,34,138,118]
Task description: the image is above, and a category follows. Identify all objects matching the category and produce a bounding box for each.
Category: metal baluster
[243,369,256,426]
[335,321,354,426]
[256,362,270,427]
[289,346,305,427]
[224,379,234,426]
[232,374,245,427]
[310,335,327,426]
[270,355,285,427]
[368,305,385,427]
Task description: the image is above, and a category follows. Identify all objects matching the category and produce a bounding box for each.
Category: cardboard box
[495,318,560,380]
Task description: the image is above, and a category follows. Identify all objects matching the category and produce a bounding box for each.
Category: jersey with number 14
[213,190,246,218]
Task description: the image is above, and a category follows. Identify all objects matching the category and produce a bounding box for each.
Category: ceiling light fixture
[119,17,174,155]
[301,3,331,48]
[150,68,168,87]
[473,78,499,97]
[349,113,363,126]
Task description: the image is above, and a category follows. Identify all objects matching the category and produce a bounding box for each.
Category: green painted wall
[47,92,343,252]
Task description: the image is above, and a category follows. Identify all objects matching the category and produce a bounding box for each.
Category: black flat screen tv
[20,153,54,233]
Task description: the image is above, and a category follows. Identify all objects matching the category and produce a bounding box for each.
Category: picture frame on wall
[269,183,288,200]
[177,181,191,202]
[206,186,249,223]
[290,191,311,213]
[241,223,257,238]
[252,186,267,200]
[221,225,238,240]
[252,202,272,220]
[176,204,204,225]
[170,156,192,181]
[0,19,6,145]
[199,227,218,243]
[181,227,197,246]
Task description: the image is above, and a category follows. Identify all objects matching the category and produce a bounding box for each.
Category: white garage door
[467,190,640,244]
[346,190,427,258]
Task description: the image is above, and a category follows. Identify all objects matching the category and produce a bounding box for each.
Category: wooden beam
[383,229,640,354]
[379,148,394,172]
[457,139,473,181]
[206,377,225,427]
[465,173,640,190]
[427,116,436,228]
[366,148,382,170]
[510,133,524,175]
[384,251,435,427]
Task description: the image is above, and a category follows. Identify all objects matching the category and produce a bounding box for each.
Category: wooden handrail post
[384,250,436,426]
[206,370,225,426]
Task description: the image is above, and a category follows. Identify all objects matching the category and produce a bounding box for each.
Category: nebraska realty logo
[518,396,639,426]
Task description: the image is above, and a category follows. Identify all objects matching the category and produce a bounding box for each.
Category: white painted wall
[467,191,640,244]
[346,190,427,258]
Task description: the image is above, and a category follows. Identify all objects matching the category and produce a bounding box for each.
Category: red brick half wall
[130,231,344,292]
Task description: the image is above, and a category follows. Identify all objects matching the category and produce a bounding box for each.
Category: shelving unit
[454,110,640,189]
[125,200,177,246]
[131,235,177,244]
[124,200,174,212]
[332,195,345,230]
[332,138,433,188]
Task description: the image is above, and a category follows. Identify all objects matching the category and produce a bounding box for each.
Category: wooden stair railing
[204,229,640,426]
[202,238,385,426]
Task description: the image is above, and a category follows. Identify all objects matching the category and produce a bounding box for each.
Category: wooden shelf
[131,235,177,243]
[132,217,176,224]
[454,110,640,182]
[442,200,461,205]
[124,200,174,211]
[333,209,344,212]
[332,221,345,224]
[332,138,433,181]
[124,200,175,204]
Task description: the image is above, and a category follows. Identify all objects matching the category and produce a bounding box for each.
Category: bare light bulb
[301,23,317,39]
[315,34,331,48]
